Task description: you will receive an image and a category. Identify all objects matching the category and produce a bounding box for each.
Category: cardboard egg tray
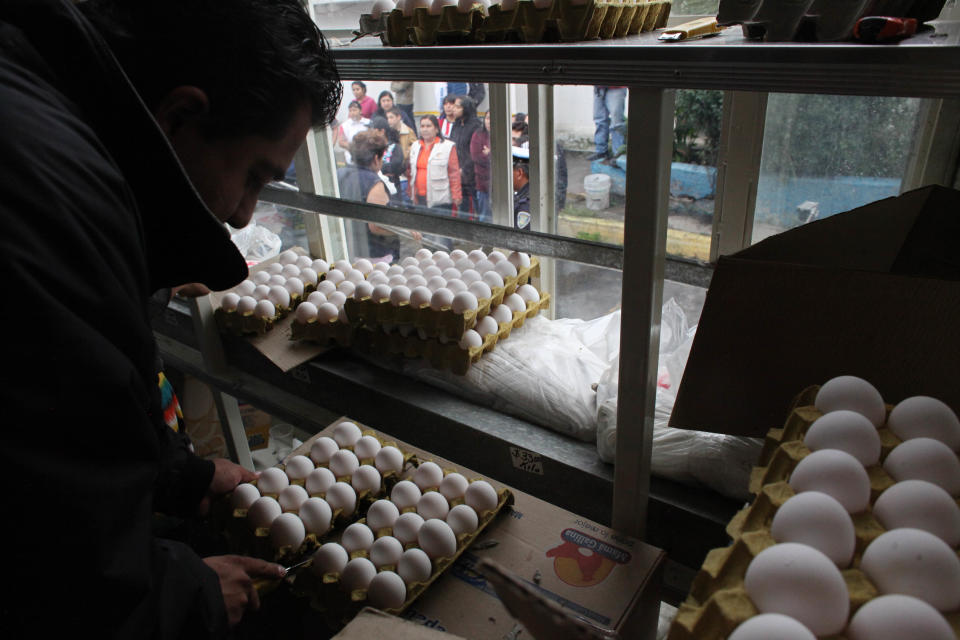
[364,0,670,47]
[280,422,514,628]
[289,315,357,347]
[344,256,540,342]
[667,387,960,640]
[352,292,551,375]
[214,307,280,337]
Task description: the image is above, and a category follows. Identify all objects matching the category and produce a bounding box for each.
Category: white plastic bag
[230,223,282,263]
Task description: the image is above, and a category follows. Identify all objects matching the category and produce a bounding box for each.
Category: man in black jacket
[0,0,340,636]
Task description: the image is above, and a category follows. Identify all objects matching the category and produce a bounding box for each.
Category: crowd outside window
[592,86,626,160]
[391,80,415,125]
[450,95,482,219]
[409,114,461,212]
[335,100,369,165]
[375,90,415,131]
[470,111,492,223]
[351,80,377,119]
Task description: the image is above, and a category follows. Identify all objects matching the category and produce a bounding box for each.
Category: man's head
[81,0,341,228]
[442,94,458,121]
[386,107,403,131]
[511,120,527,143]
[352,81,367,100]
[513,160,529,190]
[453,95,476,123]
[351,130,388,170]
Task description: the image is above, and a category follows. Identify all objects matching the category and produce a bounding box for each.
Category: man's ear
[153,86,210,138]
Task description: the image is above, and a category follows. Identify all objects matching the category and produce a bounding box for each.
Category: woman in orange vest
[408,114,462,213]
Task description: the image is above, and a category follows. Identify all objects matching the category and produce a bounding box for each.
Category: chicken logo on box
[546,528,631,587]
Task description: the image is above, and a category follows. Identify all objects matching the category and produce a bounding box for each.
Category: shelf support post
[528,83,557,317]
[489,83,513,229]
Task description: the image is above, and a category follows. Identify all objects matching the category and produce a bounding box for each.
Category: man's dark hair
[512,120,528,134]
[386,107,403,118]
[80,0,341,139]
[420,114,444,141]
[351,130,388,168]
[455,95,477,122]
[442,94,459,105]
[513,159,529,178]
[369,116,398,145]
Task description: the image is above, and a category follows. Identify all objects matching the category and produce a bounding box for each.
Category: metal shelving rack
[155,22,960,598]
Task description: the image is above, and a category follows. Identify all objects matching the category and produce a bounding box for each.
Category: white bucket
[584,173,612,211]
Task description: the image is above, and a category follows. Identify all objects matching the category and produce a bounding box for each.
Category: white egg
[468,249,486,263]
[413,462,445,490]
[316,302,339,323]
[435,257,455,270]
[299,267,318,285]
[267,263,285,275]
[341,522,375,553]
[372,283,392,302]
[285,278,305,297]
[445,279,467,294]
[307,291,327,307]
[438,473,469,500]
[326,269,345,285]
[371,261,389,273]
[270,512,306,549]
[392,512,425,545]
[268,275,286,288]
[385,265,403,277]
[803,410,881,466]
[367,570,407,609]
[494,261,518,279]
[883,437,960,496]
[354,435,382,460]
[421,266,441,279]
[390,285,411,306]
[432,250,450,261]
[284,455,315,481]
[504,293,526,313]
[354,281,374,300]
[252,271,271,285]
[254,300,276,319]
[253,284,272,300]
[278,484,310,511]
[327,291,346,308]
[334,421,363,447]
[305,467,337,495]
[475,315,499,337]
[406,275,428,289]
[247,496,282,529]
[508,251,531,269]
[391,480,422,509]
[279,250,298,265]
[789,449,871,513]
[415,249,433,261]
[317,280,337,296]
[309,436,339,464]
[295,301,318,323]
[861,528,960,611]
[417,492,450,520]
[408,286,432,309]
[326,482,357,515]
[485,250,505,263]
[728,614,816,640]
[418,519,458,559]
[236,279,257,296]
[770,491,855,567]
[369,536,404,568]
[375,446,404,474]
[368,273,389,288]
[402,266,423,279]
[450,250,468,261]
[220,292,241,312]
[295,255,313,269]
[334,260,352,273]
[299,497,333,535]
[873,480,960,547]
[467,281,492,300]
[337,280,356,297]
[451,291,478,314]
[454,258,474,273]
[447,503,479,535]
[744,543,849,636]
[491,304,513,324]
[282,264,301,279]
[312,542,348,576]
[231,483,260,510]
[398,548,433,584]
[439,269,460,283]
[888,396,960,451]
[475,259,495,273]
[257,467,290,494]
[351,465,382,493]
[388,275,407,288]
[464,480,499,513]
[345,269,365,285]
[847,594,955,640]
[329,449,360,478]
[340,557,377,591]
[516,283,540,303]
[366,499,401,531]
[430,288,454,311]
[815,375,886,427]
[311,259,329,274]
[459,330,482,350]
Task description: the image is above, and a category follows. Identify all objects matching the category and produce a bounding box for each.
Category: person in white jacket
[409,114,462,212]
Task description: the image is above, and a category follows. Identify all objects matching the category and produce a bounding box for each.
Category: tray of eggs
[668,375,960,640]
[224,420,513,625]
[358,0,671,47]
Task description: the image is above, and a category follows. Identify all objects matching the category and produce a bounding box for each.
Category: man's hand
[203,555,285,627]
[198,459,257,515]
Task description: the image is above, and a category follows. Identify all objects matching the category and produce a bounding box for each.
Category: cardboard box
[301,419,664,640]
[334,608,467,639]
[671,185,960,438]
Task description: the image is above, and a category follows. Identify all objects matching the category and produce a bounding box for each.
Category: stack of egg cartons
[668,375,960,640]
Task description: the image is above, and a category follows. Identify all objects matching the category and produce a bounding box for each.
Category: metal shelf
[333,21,960,98]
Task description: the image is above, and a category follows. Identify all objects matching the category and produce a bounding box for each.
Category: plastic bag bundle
[230,223,282,263]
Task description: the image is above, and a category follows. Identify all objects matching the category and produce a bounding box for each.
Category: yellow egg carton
[668,386,960,640]
[353,292,551,375]
[289,314,356,347]
[366,0,670,47]
[343,256,539,342]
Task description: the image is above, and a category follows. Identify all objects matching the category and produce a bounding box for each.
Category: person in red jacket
[352,80,378,119]
[470,110,492,223]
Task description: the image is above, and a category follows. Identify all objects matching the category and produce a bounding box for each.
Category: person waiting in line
[387,106,417,160]
[369,116,405,204]
[334,100,369,164]
[391,80,415,125]
[470,110,492,223]
[409,114,461,213]
[592,85,627,160]
[440,93,458,138]
[374,89,415,130]
[351,80,377,118]
[511,119,528,146]
[450,95,482,218]
[513,149,532,230]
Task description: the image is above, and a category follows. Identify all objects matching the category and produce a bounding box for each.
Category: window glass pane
[673,0,721,15]
[753,94,922,243]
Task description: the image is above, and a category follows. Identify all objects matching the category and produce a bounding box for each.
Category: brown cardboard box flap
[670,185,960,438]
[333,608,468,639]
